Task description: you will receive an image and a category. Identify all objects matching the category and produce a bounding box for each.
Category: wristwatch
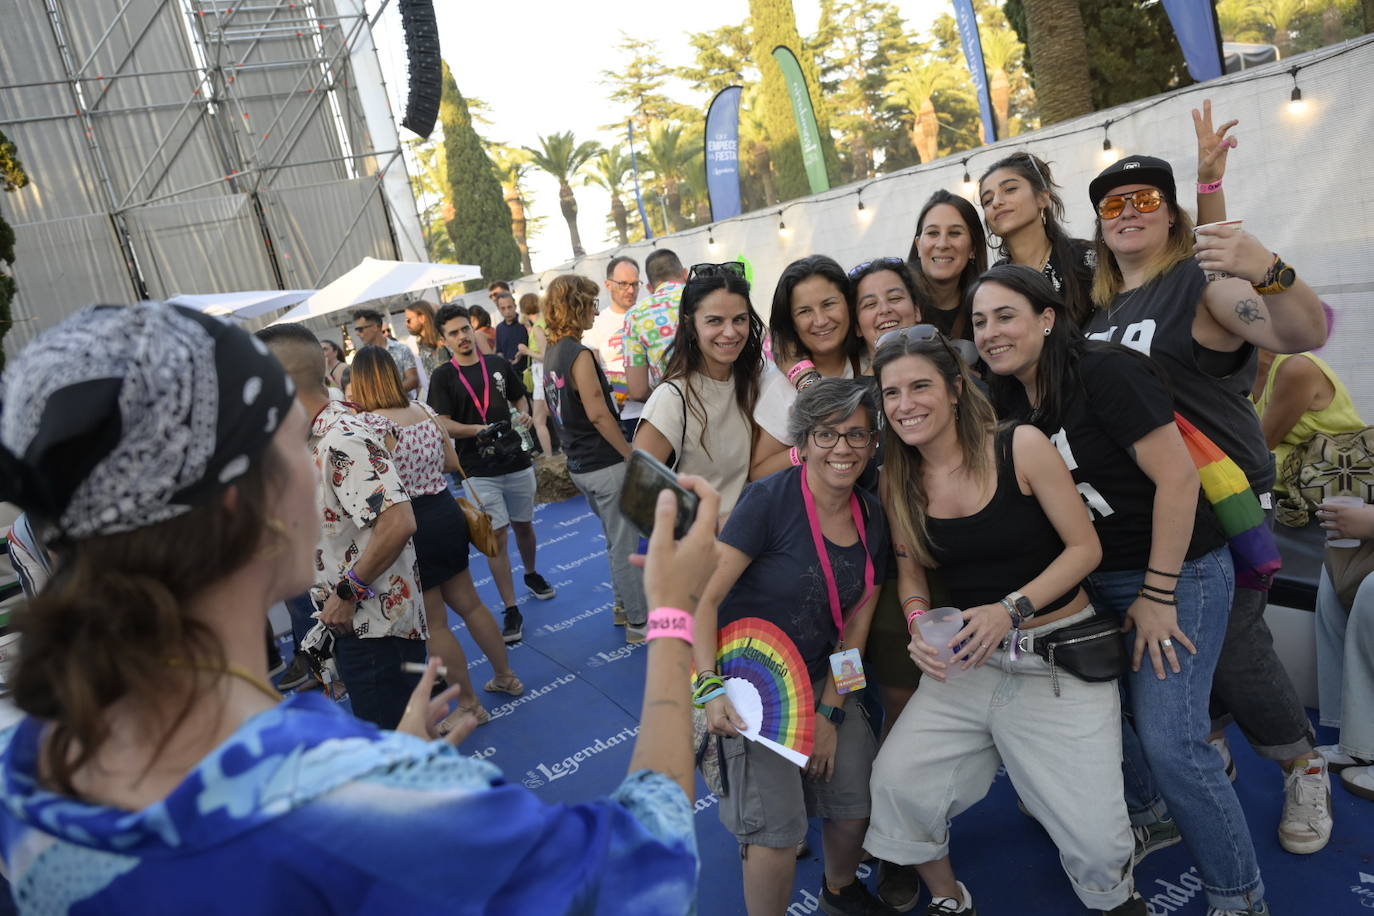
[334,577,364,602]
[1253,255,1296,295]
[1001,591,1034,628]
[817,703,846,725]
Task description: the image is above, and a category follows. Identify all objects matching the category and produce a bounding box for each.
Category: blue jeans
[1090,547,1264,912]
[1316,566,1374,759]
[332,634,426,729]
[284,592,316,653]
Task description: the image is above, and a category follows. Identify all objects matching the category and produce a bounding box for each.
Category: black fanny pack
[1026,612,1128,695]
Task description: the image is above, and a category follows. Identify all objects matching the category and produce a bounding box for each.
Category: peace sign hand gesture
[1193,99,1239,184]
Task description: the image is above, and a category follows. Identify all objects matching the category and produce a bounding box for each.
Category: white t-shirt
[752,361,856,445]
[584,305,643,420]
[640,373,752,513]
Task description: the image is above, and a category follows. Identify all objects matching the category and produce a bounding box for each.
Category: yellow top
[1257,353,1365,491]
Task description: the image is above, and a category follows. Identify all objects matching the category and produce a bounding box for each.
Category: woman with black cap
[1083,154,1328,910]
[0,302,713,913]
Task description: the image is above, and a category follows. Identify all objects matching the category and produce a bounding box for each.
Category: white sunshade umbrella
[270,258,482,325]
[169,289,316,319]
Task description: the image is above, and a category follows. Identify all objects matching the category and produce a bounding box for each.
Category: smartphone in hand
[618,449,700,540]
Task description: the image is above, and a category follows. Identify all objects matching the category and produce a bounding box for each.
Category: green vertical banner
[771,45,829,194]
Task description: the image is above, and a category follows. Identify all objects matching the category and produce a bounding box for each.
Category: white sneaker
[1210,735,1236,782]
[1341,764,1374,802]
[1278,755,1333,854]
[1316,743,1372,772]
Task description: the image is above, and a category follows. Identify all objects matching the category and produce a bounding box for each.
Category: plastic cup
[1322,495,1365,548]
[914,606,966,678]
[1194,220,1244,282]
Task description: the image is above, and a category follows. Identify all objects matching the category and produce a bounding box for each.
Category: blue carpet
[340,495,1374,914]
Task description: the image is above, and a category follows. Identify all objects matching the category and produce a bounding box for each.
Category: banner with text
[771,46,830,195]
[1161,0,1225,82]
[705,85,743,222]
[952,0,997,143]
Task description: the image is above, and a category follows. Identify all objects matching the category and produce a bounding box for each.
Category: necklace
[167,658,283,703]
[1107,286,1142,322]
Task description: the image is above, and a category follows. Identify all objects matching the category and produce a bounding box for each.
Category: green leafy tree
[585,146,633,246]
[749,0,838,200]
[492,147,535,276]
[524,131,601,259]
[601,34,679,134]
[641,123,698,233]
[440,64,521,288]
[405,138,457,266]
[1017,0,1094,124]
[740,85,780,208]
[680,23,754,96]
[886,55,969,163]
[0,129,29,371]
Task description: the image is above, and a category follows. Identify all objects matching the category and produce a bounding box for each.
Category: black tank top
[926,425,1080,616]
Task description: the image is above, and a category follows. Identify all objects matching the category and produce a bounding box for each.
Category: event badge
[829,648,866,694]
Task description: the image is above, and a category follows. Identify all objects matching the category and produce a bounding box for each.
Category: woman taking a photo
[349,345,524,725]
[906,189,988,341]
[972,264,1266,914]
[865,327,1143,915]
[751,256,864,480]
[634,262,763,517]
[0,301,712,911]
[696,379,890,916]
[542,274,647,642]
[1083,154,1332,864]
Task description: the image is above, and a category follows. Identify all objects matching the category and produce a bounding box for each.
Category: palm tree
[641,123,699,234]
[740,86,779,207]
[1261,0,1310,55]
[681,148,711,225]
[1021,0,1094,125]
[524,131,601,258]
[492,147,534,275]
[886,56,967,163]
[585,146,633,246]
[978,24,1026,138]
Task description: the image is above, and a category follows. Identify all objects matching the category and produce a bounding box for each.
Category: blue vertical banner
[952,0,997,144]
[1160,0,1225,82]
[704,85,744,222]
[627,120,654,240]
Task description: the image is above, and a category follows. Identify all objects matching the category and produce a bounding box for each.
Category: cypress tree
[749,0,838,201]
[0,128,27,373]
[440,63,522,288]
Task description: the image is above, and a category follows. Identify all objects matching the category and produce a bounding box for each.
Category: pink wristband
[646,607,694,645]
[1197,178,1223,194]
[786,359,817,385]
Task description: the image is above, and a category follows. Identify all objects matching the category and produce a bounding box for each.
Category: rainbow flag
[1175,413,1282,587]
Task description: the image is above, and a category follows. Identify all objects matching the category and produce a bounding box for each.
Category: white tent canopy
[169,290,315,319]
[271,258,481,325]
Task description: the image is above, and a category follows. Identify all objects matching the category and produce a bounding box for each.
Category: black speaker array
[398,0,441,139]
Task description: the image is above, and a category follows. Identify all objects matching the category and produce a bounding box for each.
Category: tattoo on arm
[1235,298,1265,325]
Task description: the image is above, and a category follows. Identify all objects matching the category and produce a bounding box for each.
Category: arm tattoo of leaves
[1235,298,1265,324]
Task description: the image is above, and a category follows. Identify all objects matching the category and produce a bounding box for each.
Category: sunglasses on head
[847,256,905,280]
[876,323,977,368]
[688,261,746,282]
[1096,188,1164,220]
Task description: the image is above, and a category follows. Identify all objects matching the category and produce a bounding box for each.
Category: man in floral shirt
[623,249,687,404]
[257,324,428,729]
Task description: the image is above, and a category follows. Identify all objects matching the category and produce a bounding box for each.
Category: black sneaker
[1103,895,1148,915]
[877,861,923,912]
[502,607,524,644]
[276,654,318,691]
[820,879,899,915]
[524,572,557,600]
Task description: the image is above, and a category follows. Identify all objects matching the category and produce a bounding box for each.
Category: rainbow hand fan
[717,618,815,767]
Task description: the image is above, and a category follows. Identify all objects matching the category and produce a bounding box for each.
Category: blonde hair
[872,336,998,567]
[1091,198,1196,309]
[348,345,410,410]
[544,274,600,343]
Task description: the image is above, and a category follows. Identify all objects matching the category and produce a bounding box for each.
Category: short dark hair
[435,303,470,333]
[487,280,511,293]
[769,255,862,368]
[468,304,492,329]
[645,249,685,289]
[606,255,639,280]
[352,308,384,326]
[255,322,318,348]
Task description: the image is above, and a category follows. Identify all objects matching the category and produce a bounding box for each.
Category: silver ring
[1161,638,1174,648]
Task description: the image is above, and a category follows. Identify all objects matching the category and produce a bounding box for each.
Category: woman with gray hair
[693,378,892,915]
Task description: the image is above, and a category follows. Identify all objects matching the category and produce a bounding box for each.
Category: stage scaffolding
[0,0,426,352]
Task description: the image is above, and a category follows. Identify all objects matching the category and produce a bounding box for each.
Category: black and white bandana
[0,301,296,544]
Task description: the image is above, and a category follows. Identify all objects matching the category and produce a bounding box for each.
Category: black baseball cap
[1089,155,1177,211]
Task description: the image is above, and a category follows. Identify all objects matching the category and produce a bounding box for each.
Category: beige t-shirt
[640,373,752,513]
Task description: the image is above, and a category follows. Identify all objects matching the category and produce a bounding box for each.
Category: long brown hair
[13,451,281,795]
[1091,195,1196,309]
[406,301,441,350]
[872,334,998,567]
[544,274,600,344]
[348,345,410,410]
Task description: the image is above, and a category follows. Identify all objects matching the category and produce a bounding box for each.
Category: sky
[370,0,950,275]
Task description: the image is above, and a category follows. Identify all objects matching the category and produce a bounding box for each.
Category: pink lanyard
[799,464,874,647]
[452,356,491,422]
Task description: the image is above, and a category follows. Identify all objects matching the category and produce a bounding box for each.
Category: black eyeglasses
[688,261,747,282]
[352,323,377,333]
[847,256,905,279]
[876,323,976,368]
[810,428,879,449]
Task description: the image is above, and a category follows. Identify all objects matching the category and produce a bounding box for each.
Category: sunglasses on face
[876,322,977,368]
[688,261,747,282]
[810,427,878,449]
[847,256,905,279]
[1096,188,1164,220]
[353,323,376,334]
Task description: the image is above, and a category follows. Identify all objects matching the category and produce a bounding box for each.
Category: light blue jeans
[1316,565,1374,760]
[569,461,647,627]
[1090,547,1264,912]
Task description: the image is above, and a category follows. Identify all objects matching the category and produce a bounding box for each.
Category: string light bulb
[856,188,873,222]
[960,159,976,198]
[778,210,787,235]
[1099,123,1119,164]
[708,227,716,246]
[1288,67,1308,114]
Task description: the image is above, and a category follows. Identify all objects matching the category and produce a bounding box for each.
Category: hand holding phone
[618,450,700,540]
